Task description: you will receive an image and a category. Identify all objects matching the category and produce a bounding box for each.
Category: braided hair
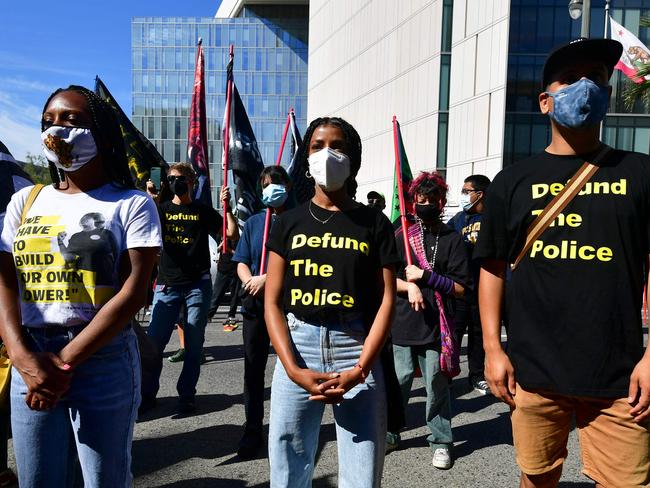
[295,117,362,199]
[41,85,134,189]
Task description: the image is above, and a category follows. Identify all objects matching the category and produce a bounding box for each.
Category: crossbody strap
[512,145,612,270]
[20,184,45,225]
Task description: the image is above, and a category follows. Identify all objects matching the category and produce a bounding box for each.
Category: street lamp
[568,0,583,20]
[568,0,591,37]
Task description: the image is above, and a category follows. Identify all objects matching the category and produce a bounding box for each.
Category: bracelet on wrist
[354,363,368,383]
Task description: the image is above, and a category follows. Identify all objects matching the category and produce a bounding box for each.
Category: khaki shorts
[511,383,650,487]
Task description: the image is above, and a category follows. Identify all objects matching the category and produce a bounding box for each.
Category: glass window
[439,55,451,111]
[148,118,155,139]
[437,113,448,169]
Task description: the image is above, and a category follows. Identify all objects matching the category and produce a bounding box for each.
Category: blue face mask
[262,183,288,208]
[545,78,609,129]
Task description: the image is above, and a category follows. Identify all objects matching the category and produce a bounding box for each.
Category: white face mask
[308,147,351,192]
[459,193,473,211]
[41,126,98,172]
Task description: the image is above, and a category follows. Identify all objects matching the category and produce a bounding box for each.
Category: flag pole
[222,44,234,254]
[393,115,413,266]
[259,109,292,274]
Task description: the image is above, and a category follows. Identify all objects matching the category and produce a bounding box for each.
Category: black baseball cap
[367,191,385,201]
[542,38,622,89]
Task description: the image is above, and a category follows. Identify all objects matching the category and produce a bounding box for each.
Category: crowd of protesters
[0,36,649,488]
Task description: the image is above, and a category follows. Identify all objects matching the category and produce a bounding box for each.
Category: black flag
[223,58,264,227]
[95,77,168,189]
[286,110,313,204]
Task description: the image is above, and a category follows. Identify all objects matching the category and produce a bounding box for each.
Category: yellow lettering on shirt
[529,239,613,262]
[290,232,370,255]
[531,179,627,199]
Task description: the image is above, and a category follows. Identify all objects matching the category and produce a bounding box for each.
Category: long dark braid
[296,117,362,199]
[41,85,134,189]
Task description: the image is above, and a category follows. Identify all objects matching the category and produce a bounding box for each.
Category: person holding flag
[264,117,398,487]
[386,171,471,469]
[231,165,293,459]
[142,163,237,415]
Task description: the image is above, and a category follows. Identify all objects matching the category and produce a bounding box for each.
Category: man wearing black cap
[476,38,650,487]
[367,190,386,211]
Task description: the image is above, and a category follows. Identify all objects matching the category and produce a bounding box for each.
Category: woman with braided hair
[264,117,398,487]
[0,85,161,487]
[385,171,471,470]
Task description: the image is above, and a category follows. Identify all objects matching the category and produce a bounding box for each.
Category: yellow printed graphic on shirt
[525,178,626,263]
[13,214,117,306]
[287,232,370,309]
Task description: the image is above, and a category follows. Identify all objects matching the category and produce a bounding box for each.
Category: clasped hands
[13,351,71,411]
[289,367,364,404]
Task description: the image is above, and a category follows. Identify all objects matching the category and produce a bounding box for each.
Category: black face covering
[170,180,188,197]
[415,203,441,223]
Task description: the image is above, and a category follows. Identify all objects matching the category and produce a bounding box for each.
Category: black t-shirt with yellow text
[157,201,222,285]
[475,149,650,397]
[266,202,399,323]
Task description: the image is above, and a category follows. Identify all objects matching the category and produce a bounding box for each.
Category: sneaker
[177,398,196,415]
[223,317,239,332]
[168,348,185,363]
[471,377,492,396]
[432,447,452,470]
[385,438,399,454]
[237,429,263,459]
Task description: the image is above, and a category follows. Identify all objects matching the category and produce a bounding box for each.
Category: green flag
[390,120,413,222]
[94,76,168,189]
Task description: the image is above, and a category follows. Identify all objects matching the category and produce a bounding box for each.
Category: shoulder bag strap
[20,184,45,225]
[512,145,612,270]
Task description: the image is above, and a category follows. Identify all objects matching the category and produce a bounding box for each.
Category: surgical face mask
[308,147,351,192]
[41,125,98,172]
[415,203,441,223]
[262,183,288,208]
[459,191,481,212]
[545,78,609,129]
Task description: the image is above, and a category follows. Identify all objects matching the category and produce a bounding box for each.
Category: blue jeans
[387,344,452,451]
[11,326,140,488]
[144,278,212,401]
[269,313,386,488]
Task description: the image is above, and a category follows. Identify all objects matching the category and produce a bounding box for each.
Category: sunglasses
[460,189,480,195]
[167,175,188,183]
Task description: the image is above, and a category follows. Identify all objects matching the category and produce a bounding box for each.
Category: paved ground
[7,306,612,487]
[127,307,595,488]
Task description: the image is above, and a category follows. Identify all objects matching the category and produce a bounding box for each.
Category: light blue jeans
[387,344,452,451]
[269,313,387,488]
[11,325,141,488]
[144,278,212,401]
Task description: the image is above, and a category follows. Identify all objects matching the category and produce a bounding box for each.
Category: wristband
[355,363,368,383]
[421,269,454,295]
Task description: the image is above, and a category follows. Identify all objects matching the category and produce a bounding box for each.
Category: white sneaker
[472,378,492,396]
[432,448,452,470]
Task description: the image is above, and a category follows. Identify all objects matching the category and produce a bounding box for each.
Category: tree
[622,18,650,111]
[21,153,52,185]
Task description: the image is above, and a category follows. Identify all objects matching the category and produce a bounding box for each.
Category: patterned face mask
[41,126,98,172]
[545,78,609,129]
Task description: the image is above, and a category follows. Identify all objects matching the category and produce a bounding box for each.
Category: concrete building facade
[307,0,650,208]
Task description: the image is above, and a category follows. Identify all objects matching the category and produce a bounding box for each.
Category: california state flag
[610,16,650,84]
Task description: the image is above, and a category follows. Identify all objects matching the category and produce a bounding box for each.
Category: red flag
[188,38,211,206]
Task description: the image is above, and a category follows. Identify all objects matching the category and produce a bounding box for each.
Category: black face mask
[415,203,441,223]
[170,180,188,197]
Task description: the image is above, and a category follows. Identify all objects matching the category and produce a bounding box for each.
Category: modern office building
[307,0,650,207]
[131,2,308,202]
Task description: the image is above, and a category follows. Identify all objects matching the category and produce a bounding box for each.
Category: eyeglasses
[460,189,480,195]
[167,175,187,183]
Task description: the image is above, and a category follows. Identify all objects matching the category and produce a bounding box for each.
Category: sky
[0,0,223,161]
